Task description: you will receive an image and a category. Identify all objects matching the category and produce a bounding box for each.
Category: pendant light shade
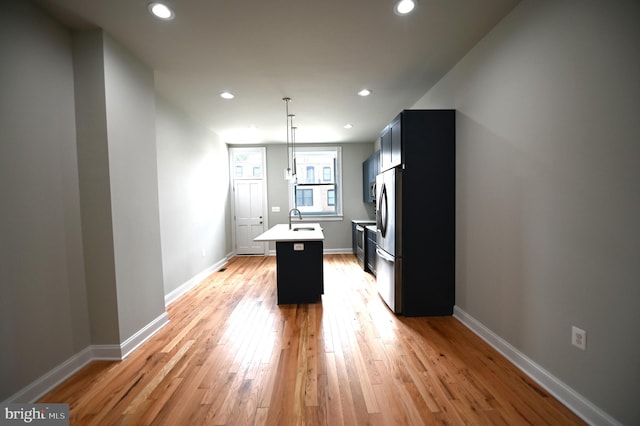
[291,125,297,177]
[283,97,294,180]
[282,97,300,181]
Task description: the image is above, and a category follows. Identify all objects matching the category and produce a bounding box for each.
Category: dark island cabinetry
[276,241,324,304]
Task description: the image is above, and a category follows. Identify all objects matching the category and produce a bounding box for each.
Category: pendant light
[291,124,297,178]
[288,113,296,181]
[283,97,293,180]
[282,97,300,181]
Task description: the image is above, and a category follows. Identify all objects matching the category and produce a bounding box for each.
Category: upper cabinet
[362,150,380,204]
[380,115,401,172]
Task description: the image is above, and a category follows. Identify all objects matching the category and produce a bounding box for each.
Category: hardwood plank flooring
[39,254,585,425]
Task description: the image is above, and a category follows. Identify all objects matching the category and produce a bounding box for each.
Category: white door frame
[229,147,268,255]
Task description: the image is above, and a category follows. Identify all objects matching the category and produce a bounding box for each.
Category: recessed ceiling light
[148,2,175,20]
[220,91,235,99]
[344,124,353,129]
[394,0,416,15]
[357,89,372,97]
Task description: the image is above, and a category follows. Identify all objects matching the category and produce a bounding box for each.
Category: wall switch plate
[272,206,280,212]
[572,326,587,350]
[293,243,304,251]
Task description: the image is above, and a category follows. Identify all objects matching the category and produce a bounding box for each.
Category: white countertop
[254,223,325,242]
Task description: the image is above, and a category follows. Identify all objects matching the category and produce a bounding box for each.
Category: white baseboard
[3,346,96,404]
[164,256,230,306]
[120,312,169,359]
[453,306,621,426]
[3,312,170,404]
[323,248,354,254]
[88,344,123,360]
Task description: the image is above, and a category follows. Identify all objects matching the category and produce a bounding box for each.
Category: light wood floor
[40,254,584,425]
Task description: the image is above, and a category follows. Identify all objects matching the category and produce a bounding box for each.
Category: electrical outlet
[571,326,587,350]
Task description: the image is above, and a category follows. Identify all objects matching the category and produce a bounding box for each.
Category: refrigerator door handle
[376,247,394,262]
[378,183,388,238]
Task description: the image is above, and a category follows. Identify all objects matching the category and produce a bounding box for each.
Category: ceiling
[36,0,520,145]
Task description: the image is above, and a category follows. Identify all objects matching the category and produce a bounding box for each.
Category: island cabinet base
[276,241,324,304]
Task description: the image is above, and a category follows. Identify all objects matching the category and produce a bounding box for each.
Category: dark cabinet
[377,109,456,316]
[362,150,379,203]
[380,115,401,172]
[276,241,323,304]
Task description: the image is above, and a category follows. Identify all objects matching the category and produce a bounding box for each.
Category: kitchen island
[254,223,324,304]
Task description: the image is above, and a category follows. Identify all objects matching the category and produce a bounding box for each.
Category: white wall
[0,0,90,400]
[413,1,640,424]
[156,97,231,296]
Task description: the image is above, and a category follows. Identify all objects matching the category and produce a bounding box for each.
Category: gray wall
[1,1,182,402]
[246,142,376,252]
[72,30,120,344]
[73,30,166,344]
[0,0,90,399]
[156,97,231,295]
[413,1,639,424]
[102,34,166,341]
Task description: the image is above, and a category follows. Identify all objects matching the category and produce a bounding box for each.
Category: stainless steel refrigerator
[376,167,402,313]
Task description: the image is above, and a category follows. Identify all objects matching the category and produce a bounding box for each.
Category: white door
[234,179,266,254]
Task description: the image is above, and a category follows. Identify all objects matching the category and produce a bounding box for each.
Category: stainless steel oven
[355,225,366,269]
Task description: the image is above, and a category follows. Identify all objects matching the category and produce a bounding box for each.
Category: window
[290,146,342,217]
[296,188,313,206]
[323,167,331,181]
[231,149,263,179]
[327,189,335,206]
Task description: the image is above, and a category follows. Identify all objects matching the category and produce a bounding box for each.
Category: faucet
[289,208,302,229]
